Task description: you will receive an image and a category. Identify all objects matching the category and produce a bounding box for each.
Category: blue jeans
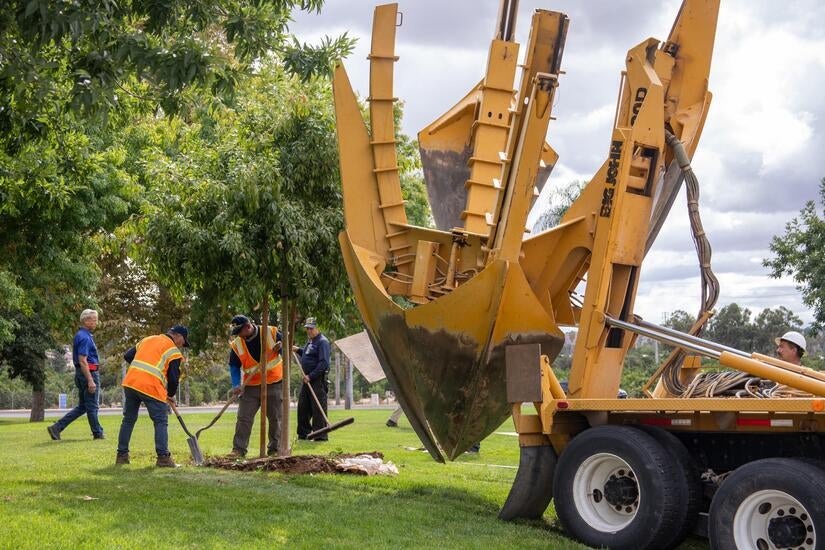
[53,370,103,437]
[117,387,169,456]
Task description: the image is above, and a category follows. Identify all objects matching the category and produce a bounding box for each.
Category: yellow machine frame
[333,0,825,491]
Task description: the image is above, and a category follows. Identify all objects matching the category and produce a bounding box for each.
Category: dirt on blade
[202,452,384,475]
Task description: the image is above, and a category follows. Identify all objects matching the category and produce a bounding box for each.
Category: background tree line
[551,303,824,398]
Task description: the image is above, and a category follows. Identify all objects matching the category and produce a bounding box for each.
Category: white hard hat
[775,331,806,352]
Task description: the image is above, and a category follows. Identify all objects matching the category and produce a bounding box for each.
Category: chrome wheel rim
[572,452,640,532]
[733,489,815,550]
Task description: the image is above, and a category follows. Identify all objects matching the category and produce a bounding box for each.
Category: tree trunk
[345,359,353,410]
[259,292,270,458]
[335,349,341,406]
[279,296,291,457]
[30,388,45,422]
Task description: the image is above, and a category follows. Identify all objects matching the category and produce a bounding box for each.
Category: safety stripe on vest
[158,346,183,370]
[130,360,168,385]
[242,355,282,374]
[235,327,279,373]
[232,337,246,357]
[131,346,181,385]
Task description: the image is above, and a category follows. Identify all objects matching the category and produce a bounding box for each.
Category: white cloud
[634,273,809,324]
[707,12,825,172]
[292,0,824,326]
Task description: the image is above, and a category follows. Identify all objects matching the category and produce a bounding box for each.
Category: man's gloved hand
[167,396,176,405]
[231,386,243,397]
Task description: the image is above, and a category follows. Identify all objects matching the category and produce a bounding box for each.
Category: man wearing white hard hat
[775,331,806,366]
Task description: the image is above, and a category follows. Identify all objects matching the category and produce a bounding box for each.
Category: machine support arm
[605,317,825,396]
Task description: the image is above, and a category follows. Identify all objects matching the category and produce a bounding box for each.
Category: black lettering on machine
[600,140,623,217]
[630,87,647,126]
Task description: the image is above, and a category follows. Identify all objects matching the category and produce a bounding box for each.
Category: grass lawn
[0,409,709,549]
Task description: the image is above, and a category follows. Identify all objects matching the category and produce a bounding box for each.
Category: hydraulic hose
[659,130,721,397]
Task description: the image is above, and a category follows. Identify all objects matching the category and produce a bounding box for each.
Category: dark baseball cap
[304,317,317,329]
[168,325,190,347]
[230,315,251,336]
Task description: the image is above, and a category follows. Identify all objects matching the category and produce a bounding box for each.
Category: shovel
[193,344,281,440]
[293,352,355,440]
[169,401,204,465]
[195,382,246,441]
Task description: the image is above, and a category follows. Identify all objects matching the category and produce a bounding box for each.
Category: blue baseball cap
[168,325,190,347]
[304,317,317,329]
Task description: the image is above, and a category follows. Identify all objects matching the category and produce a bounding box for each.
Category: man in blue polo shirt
[48,309,104,440]
[293,317,331,441]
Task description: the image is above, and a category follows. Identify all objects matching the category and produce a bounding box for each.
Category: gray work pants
[388,407,403,424]
[232,381,282,455]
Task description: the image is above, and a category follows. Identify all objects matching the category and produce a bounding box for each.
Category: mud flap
[498,444,557,520]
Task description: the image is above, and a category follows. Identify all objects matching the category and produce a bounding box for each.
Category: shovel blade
[187,437,204,465]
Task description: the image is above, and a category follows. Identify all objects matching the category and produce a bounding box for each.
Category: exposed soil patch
[202,451,384,475]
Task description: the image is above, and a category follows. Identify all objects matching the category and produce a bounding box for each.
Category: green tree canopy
[0,0,353,419]
[0,311,55,419]
[0,0,353,150]
[1,117,140,339]
[752,306,803,354]
[764,178,825,331]
[127,64,346,333]
[661,304,803,356]
[662,310,696,333]
[706,303,755,351]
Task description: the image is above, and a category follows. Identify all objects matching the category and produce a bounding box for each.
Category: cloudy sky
[291,0,825,326]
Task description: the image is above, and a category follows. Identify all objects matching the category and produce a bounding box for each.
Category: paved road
[0,404,397,419]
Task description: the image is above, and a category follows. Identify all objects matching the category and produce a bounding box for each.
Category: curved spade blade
[498,444,557,520]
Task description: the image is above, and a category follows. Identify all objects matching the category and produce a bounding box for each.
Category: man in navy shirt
[48,309,104,440]
[292,317,331,441]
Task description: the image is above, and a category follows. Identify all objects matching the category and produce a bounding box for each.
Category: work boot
[155,454,179,468]
[47,424,61,441]
[386,419,398,428]
[226,449,246,459]
[93,433,106,440]
[115,452,130,465]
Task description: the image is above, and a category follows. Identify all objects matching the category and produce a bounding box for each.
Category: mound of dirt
[202,452,385,475]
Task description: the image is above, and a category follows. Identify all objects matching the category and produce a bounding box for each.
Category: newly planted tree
[130,66,345,455]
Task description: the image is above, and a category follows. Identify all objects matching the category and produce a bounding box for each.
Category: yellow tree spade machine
[333,1,825,549]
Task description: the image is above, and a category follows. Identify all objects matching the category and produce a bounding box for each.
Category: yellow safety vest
[122,334,183,401]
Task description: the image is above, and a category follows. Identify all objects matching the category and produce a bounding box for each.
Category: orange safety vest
[230,326,283,386]
[122,334,183,402]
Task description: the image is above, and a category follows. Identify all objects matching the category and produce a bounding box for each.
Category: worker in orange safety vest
[116,325,189,467]
[226,315,283,458]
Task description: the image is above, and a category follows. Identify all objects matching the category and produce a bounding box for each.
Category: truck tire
[552,426,683,550]
[635,425,703,549]
[709,458,825,550]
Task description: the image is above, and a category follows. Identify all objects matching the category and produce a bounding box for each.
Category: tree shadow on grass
[0,419,28,427]
[30,439,103,449]
[21,466,580,548]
